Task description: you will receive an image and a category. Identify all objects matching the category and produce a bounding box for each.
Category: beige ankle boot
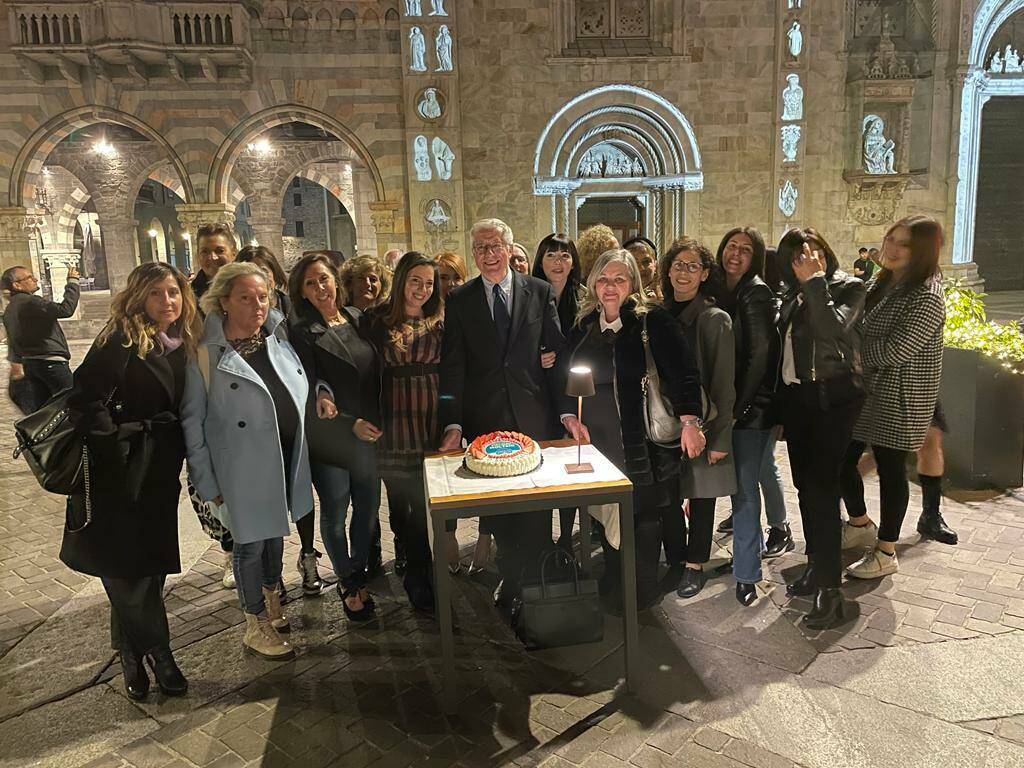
[261,586,290,633]
[243,613,294,660]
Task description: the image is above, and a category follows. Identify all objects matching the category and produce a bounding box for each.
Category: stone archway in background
[532,84,703,250]
[951,0,1024,274]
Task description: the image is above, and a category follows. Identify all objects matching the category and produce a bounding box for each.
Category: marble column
[100,217,140,292]
[244,197,286,262]
[352,168,378,257]
[41,249,82,319]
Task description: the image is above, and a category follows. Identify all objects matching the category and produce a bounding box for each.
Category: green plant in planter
[943,281,1024,374]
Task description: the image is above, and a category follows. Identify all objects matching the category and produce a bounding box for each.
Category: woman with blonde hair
[60,263,202,700]
[435,251,467,299]
[342,255,392,313]
[557,249,702,610]
[575,224,620,279]
[182,262,313,661]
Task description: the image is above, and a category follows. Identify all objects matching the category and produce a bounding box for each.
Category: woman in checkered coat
[840,216,946,580]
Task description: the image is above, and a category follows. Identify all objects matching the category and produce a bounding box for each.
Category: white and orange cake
[464,431,542,477]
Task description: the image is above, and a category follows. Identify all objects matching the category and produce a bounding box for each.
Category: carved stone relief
[417,87,444,120]
[781,125,801,163]
[781,73,803,121]
[409,27,427,72]
[435,25,453,71]
[778,180,798,218]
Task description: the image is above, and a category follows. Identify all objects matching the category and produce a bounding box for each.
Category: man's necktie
[493,282,511,352]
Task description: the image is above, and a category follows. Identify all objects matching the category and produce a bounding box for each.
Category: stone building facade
[1,0,1022,306]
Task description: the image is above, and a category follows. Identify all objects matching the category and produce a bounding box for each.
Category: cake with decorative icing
[464,431,542,477]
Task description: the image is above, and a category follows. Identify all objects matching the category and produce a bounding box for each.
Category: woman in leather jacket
[774,227,866,629]
[714,227,787,606]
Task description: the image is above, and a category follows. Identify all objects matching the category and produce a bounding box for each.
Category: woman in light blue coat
[181,262,313,661]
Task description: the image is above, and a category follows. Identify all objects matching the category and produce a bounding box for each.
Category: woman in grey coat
[660,238,737,598]
[840,216,946,581]
[181,263,314,662]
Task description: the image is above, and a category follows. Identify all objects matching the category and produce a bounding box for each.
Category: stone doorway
[974,97,1024,290]
[577,195,644,244]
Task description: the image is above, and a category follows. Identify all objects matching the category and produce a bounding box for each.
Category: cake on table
[464,431,542,477]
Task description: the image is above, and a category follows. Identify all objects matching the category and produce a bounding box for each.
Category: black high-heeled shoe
[736,582,758,606]
[802,587,846,630]
[146,648,188,696]
[786,560,816,597]
[120,649,149,700]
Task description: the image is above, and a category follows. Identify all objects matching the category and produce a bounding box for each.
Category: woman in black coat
[288,253,382,621]
[60,262,203,701]
[775,228,866,629]
[558,249,703,610]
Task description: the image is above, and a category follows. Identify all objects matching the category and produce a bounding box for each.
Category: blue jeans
[760,436,789,529]
[731,428,772,584]
[233,537,284,615]
[312,445,380,591]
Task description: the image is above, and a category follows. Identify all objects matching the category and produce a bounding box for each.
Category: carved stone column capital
[175,203,236,242]
[0,207,44,242]
[368,201,401,236]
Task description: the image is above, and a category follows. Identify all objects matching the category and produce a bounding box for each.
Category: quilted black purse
[515,549,604,650]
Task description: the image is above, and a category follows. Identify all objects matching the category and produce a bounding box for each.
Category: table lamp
[565,365,595,474]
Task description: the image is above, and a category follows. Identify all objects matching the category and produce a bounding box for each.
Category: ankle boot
[243,613,294,660]
[120,648,149,700]
[736,582,757,606]
[786,559,816,597]
[917,509,958,545]
[261,585,290,633]
[802,587,846,630]
[146,648,188,696]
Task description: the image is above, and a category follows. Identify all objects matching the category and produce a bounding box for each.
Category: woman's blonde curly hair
[576,224,620,280]
[341,255,392,308]
[98,263,203,358]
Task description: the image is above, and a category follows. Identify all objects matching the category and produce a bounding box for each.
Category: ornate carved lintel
[0,207,45,242]
[842,171,912,226]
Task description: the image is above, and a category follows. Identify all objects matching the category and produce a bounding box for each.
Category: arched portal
[951,0,1024,269]
[533,85,703,249]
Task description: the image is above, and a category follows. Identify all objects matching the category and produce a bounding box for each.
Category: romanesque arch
[207,104,386,207]
[951,0,1024,265]
[7,106,194,210]
[532,84,703,247]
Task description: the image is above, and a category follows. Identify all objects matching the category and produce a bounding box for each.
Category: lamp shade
[566,366,595,398]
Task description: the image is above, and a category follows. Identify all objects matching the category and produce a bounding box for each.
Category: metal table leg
[430,504,457,713]
[618,491,639,691]
[579,504,592,577]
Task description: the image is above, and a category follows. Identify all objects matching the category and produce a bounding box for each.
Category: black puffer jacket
[723,276,781,430]
[557,302,702,486]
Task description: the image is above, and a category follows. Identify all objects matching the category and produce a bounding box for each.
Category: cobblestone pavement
[3,342,1024,768]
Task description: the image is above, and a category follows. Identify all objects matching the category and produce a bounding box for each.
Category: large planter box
[939,347,1024,489]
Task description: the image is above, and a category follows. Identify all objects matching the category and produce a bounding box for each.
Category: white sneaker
[841,520,878,550]
[846,547,898,579]
[222,551,236,589]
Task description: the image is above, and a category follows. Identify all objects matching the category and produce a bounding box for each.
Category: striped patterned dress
[377,318,443,481]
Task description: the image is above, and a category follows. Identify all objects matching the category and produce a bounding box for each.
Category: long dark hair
[532,233,581,286]
[776,227,840,289]
[875,215,943,291]
[376,252,443,347]
[659,236,720,301]
[237,245,287,289]
[715,227,766,287]
[288,252,345,320]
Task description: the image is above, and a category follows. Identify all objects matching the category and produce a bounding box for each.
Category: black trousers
[840,441,910,543]
[779,383,863,588]
[100,575,170,654]
[604,477,676,602]
[382,475,431,575]
[23,358,72,412]
[490,510,554,590]
[662,497,717,565]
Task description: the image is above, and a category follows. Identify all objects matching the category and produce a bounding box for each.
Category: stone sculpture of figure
[862,115,896,175]
[404,0,422,16]
[787,21,803,57]
[432,136,455,179]
[418,87,442,119]
[631,157,644,176]
[409,27,427,71]
[780,125,801,163]
[781,73,803,121]
[426,198,450,228]
[778,180,798,218]
[429,0,447,16]
[414,135,432,181]
[1006,46,1022,72]
[990,49,1004,73]
[435,25,453,71]
[788,0,801,8]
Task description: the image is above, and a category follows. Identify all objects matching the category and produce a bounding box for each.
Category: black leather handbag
[515,549,604,650]
[12,388,87,496]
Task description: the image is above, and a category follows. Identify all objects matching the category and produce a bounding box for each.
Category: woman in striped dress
[840,216,946,580]
[369,252,444,613]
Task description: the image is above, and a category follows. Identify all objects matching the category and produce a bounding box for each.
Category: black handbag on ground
[514,549,604,651]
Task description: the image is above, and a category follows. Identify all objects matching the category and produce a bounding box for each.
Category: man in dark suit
[439,218,565,614]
